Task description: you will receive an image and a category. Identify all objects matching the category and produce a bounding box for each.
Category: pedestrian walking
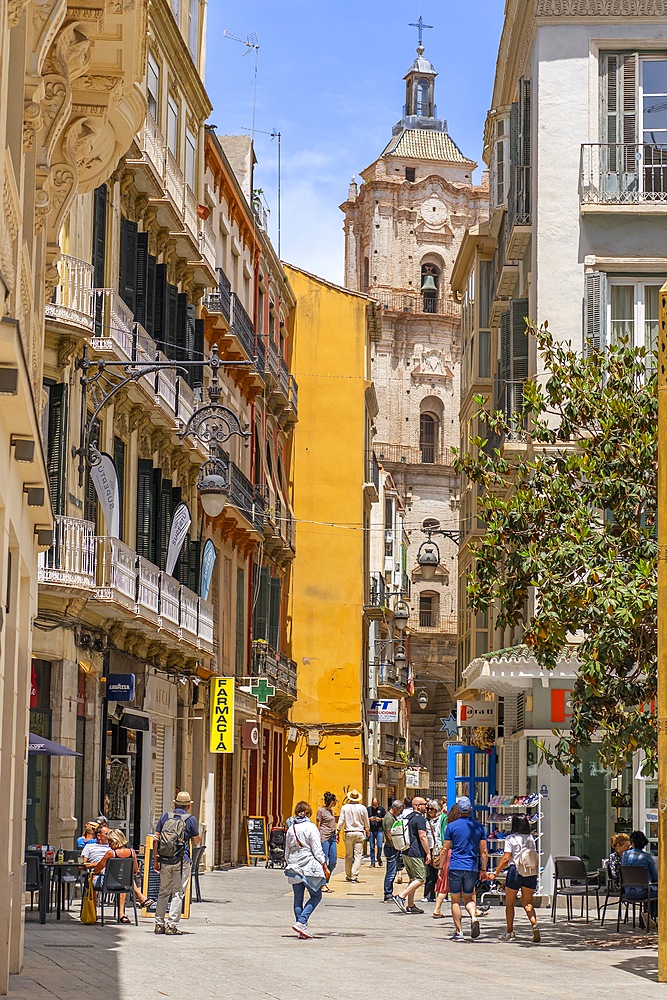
[423,800,442,902]
[392,795,430,915]
[368,797,386,867]
[381,799,404,901]
[284,801,328,939]
[432,803,461,918]
[154,790,200,936]
[440,795,488,941]
[487,814,541,942]
[337,789,369,882]
[316,792,338,891]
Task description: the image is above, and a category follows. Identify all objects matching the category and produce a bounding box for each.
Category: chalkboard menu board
[141,835,191,919]
[245,816,268,862]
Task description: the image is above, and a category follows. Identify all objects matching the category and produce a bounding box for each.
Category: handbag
[428,818,441,866]
[81,873,97,924]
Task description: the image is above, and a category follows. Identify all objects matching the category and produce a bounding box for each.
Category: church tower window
[421,262,440,313]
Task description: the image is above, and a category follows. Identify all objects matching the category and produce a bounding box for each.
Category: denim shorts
[448,869,478,895]
[505,864,538,892]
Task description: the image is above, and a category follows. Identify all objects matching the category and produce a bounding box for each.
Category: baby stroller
[266,825,287,869]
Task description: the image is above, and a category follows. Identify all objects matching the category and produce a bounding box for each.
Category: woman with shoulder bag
[423,800,442,903]
[488,813,540,942]
[284,801,329,939]
[433,803,460,917]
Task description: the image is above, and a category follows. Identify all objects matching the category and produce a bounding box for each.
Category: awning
[462,650,579,695]
[28,733,81,756]
[119,709,150,731]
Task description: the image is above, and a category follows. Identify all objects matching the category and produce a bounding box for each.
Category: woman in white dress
[284,801,328,938]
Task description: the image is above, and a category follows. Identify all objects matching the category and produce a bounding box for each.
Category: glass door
[446,744,497,825]
[569,746,609,868]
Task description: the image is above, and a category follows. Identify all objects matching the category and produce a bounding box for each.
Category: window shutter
[119,217,138,316]
[509,101,519,171]
[499,309,511,386]
[188,538,200,593]
[190,318,205,390]
[113,436,125,540]
[136,459,154,560]
[135,232,149,328]
[166,284,179,359]
[235,568,245,675]
[519,79,531,167]
[268,576,282,651]
[584,271,608,354]
[46,382,68,516]
[252,566,269,643]
[92,185,107,289]
[157,471,170,570]
[177,294,196,365]
[154,263,167,349]
[621,54,638,148]
[84,417,100,529]
[603,53,619,146]
[145,253,156,337]
[511,298,529,383]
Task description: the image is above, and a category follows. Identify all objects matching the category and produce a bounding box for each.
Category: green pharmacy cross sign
[251,678,275,704]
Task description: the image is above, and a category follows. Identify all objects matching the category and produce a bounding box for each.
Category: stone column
[48,659,79,849]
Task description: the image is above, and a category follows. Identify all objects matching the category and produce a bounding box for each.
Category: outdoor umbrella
[28,732,81,756]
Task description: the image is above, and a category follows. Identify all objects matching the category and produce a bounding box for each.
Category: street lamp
[416,526,460,580]
[198,464,229,518]
[393,600,410,632]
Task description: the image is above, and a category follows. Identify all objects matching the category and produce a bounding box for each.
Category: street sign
[241,721,260,749]
[251,678,275,704]
[456,699,497,727]
[210,677,234,753]
[367,699,399,722]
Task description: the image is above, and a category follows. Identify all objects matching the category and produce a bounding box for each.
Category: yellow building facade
[284,265,380,815]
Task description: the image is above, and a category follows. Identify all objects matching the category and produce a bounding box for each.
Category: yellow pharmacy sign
[210,677,234,753]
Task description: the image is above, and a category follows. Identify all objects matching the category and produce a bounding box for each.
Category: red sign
[551,689,573,724]
[241,721,260,749]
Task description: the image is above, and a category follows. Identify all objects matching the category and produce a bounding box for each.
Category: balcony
[373,290,461,320]
[38,515,96,591]
[200,216,216,273]
[91,289,134,359]
[506,163,532,261]
[46,255,94,334]
[581,143,667,210]
[96,536,137,613]
[251,640,297,700]
[230,293,255,361]
[365,572,387,619]
[285,375,298,424]
[496,379,527,444]
[409,610,458,634]
[378,733,409,763]
[132,113,166,190]
[255,485,295,560]
[184,184,198,244]
[376,660,410,696]
[363,450,380,503]
[374,442,456,468]
[203,267,231,326]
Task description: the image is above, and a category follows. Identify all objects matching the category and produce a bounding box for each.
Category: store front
[143,673,177,839]
[27,659,51,846]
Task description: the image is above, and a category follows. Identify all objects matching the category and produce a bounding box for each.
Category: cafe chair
[551,856,600,923]
[99,858,138,926]
[616,866,657,932]
[600,860,622,926]
[25,856,42,911]
[190,845,205,903]
[57,856,83,913]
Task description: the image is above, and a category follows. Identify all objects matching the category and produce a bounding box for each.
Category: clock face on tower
[421,196,448,228]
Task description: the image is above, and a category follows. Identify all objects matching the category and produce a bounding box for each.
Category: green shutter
[135,232,149,329]
[511,298,529,382]
[154,263,167,349]
[92,185,107,289]
[166,284,179,359]
[136,459,154,560]
[119,217,138,316]
[145,253,156,337]
[47,382,68,516]
[499,309,511,386]
[84,417,100,529]
[113,436,125,540]
[252,566,269,642]
[235,567,245,675]
[188,538,200,593]
[584,271,608,354]
[268,576,282,651]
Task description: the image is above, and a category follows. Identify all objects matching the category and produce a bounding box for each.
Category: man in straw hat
[337,789,369,882]
[154,790,200,935]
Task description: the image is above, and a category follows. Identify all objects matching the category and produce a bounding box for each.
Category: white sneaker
[471,917,480,939]
[501,931,516,942]
[450,931,465,942]
[292,922,313,939]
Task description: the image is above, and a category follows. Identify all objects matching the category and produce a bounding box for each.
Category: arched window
[419,591,439,628]
[420,412,438,463]
[421,262,440,314]
[417,78,431,117]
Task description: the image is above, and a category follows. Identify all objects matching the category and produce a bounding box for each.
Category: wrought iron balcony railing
[581,142,667,205]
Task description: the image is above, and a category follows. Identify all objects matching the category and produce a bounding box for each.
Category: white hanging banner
[90,452,120,538]
[165,502,191,576]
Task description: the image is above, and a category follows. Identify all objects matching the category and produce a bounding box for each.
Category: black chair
[600,860,622,926]
[25,856,42,911]
[616,866,657,932]
[190,845,205,903]
[552,856,600,923]
[99,857,137,926]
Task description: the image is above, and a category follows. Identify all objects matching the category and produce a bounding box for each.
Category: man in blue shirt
[441,795,488,942]
[154,790,200,936]
[622,830,658,920]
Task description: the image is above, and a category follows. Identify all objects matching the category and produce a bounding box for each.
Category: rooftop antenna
[223,29,260,140]
[408,15,433,50]
[244,126,282,258]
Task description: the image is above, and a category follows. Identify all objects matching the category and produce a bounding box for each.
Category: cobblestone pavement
[9,860,664,999]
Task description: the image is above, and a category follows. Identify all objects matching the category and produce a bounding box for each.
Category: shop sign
[200,539,217,600]
[405,767,421,788]
[551,689,573,724]
[144,675,177,718]
[210,677,234,753]
[367,699,399,723]
[241,721,259,749]
[456,700,497,727]
[387,768,400,783]
[165,503,191,576]
[105,673,135,702]
[90,452,120,538]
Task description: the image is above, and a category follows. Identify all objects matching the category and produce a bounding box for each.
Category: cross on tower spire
[408,15,433,49]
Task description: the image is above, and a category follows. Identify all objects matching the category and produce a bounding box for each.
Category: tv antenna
[244,126,282,258]
[223,30,260,139]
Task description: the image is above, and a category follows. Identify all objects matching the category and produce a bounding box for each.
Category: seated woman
[76,822,98,850]
[622,830,658,920]
[607,832,631,884]
[92,829,152,923]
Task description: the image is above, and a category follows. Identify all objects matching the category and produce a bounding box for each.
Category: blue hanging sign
[105,673,135,702]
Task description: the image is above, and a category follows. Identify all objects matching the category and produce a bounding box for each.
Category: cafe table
[37,860,87,924]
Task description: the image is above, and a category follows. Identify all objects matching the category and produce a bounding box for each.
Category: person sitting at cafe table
[81,823,111,867]
[92,828,151,922]
[76,822,98,850]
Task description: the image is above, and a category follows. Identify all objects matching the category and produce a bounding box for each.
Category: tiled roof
[383,128,474,164]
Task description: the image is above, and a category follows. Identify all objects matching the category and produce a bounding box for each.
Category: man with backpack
[154,790,200,935]
[392,796,430,914]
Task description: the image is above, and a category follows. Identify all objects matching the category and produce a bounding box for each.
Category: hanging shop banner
[210,677,234,753]
[105,673,135,702]
[405,767,421,789]
[456,700,497,727]
[200,539,217,600]
[165,503,191,576]
[90,452,120,538]
[241,721,260,749]
[367,699,399,723]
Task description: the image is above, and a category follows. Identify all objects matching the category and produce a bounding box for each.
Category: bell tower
[399,17,445,132]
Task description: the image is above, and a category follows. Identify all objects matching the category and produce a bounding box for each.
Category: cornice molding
[537,0,667,13]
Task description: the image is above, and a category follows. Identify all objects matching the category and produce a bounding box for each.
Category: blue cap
[456,795,472,812]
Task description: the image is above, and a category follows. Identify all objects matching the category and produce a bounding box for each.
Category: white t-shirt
[82,841,111,865]
[504,832,536,866]
[337,803,369,834]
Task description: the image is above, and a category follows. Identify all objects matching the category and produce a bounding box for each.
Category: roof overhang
[463,652,579,695]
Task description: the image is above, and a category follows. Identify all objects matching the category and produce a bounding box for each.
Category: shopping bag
[81,874,97,924]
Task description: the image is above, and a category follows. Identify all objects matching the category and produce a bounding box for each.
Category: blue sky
[205,2,505,284]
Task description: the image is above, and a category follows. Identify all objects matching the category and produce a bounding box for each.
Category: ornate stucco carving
[537,0,667,12]
[8,0,30,27]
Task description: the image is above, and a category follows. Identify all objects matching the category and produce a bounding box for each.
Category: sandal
[119,915,131,924]
[432,913,444,919]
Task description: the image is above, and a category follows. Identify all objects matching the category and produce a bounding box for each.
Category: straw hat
[174,790,193,805]
[347,788,362,803]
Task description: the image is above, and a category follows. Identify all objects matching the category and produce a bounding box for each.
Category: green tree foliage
[457,323,657,775]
